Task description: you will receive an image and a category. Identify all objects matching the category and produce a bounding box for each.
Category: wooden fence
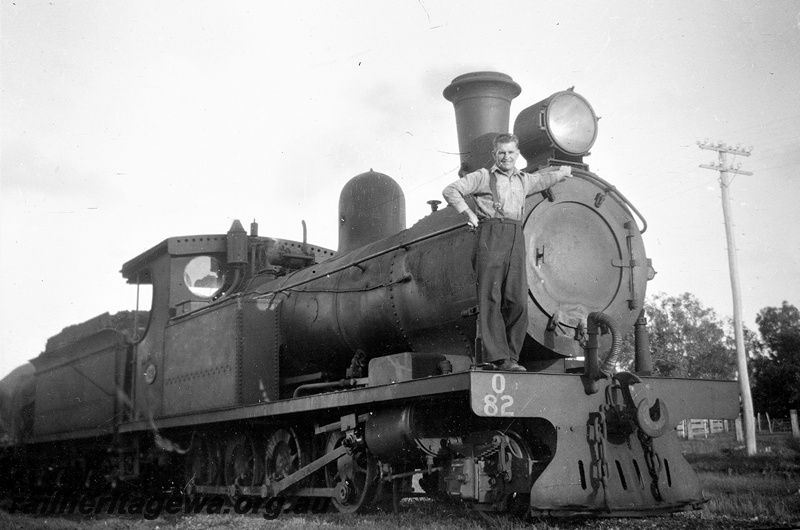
[676,410,800,439]
[676,419,728,439]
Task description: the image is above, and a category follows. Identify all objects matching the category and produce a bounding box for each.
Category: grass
[682,432,800,524]
[0,500,520,530]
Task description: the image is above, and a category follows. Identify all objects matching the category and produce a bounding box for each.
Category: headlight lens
[546,92,597,155]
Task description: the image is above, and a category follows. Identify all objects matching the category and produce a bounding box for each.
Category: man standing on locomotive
[442,133,572,372]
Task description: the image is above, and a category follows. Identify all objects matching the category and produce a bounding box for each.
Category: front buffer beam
[468,371,739,515]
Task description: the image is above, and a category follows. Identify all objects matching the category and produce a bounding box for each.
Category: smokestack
[443,72,521,176]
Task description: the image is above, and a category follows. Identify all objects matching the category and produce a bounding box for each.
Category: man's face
[494,142,519,172]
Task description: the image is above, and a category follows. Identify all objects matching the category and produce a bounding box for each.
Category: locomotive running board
[117,371,738,436]
[118,371,474,434]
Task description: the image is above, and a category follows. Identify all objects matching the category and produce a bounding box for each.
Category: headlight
[514,90,598,162]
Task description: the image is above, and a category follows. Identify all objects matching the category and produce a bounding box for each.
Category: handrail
[572,168,648,234]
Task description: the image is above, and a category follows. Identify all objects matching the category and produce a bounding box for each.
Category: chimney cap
[443,71,521,103]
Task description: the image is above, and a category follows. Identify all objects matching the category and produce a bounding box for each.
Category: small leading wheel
[264,428,305,482]
[324,432,381,513]
[224,434,264,489]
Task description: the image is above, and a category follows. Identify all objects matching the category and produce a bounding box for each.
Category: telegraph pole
[698,140,757,456]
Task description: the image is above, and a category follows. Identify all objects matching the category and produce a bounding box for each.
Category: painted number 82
[483,373,514,416]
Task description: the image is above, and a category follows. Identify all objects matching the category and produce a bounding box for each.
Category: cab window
[183,256,225,298]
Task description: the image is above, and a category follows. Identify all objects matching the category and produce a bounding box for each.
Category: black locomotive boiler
[0,72,739,517]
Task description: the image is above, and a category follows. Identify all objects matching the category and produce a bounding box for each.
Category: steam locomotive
[0,72,738,517]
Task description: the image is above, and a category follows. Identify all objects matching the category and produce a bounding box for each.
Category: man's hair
[493,133,519,151]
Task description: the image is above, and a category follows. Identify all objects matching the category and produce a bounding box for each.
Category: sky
[1,0,799,379]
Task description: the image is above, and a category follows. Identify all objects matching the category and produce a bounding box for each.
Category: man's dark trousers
[475,217,528,364]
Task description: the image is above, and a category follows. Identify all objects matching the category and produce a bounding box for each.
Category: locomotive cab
[119,221,335,419]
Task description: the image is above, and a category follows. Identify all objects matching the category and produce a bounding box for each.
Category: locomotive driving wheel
[184,434,222,490]
[264,428,305,483]
[324,431,381,513]
[223,433,264,490]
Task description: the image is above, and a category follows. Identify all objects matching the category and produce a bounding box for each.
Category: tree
[618,293,737,379]
[649,293,737,378]
[750,301,800,416]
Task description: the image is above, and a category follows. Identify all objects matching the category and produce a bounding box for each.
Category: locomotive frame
[0,71,740,518]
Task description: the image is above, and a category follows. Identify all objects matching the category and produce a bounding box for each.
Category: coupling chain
[637,429,663,502]
[590,407,611,511]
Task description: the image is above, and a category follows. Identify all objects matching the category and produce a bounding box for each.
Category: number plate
[470,372,527,417]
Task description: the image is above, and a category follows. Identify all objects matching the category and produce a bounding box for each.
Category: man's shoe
[486,359,526,372]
